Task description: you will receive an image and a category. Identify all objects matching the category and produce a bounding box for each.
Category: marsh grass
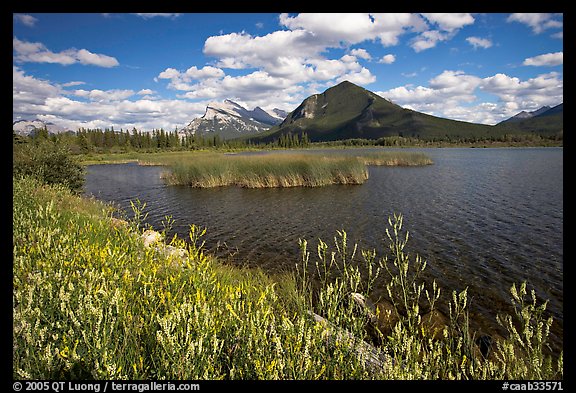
[161,151,432,188]
[164,153,369,188]
[357,151,433,166]
[13,176,561,379]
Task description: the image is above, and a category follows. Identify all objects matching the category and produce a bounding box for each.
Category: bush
[13,140,85,193]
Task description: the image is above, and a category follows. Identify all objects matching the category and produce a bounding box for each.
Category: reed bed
[162,151,432,188]
[357,151,433,166]
[164,153,369,188]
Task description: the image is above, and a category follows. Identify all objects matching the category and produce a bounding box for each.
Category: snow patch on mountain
[13,119,69,136]
[181,100,287,140]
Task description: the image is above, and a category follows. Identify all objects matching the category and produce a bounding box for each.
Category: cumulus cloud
[13,66,61,107]
[523,52,563,66]
[137,89,155,95]
[466,36,493,49]
[14,14,38,27]
[410,13,474,52]
[378,54,396,64]
[410,30,451,52]
[379,69,562,124]
[278,13,425,47]
[13,66,206,131]
[73,89,135,102]
[480,72,563,106]
[157,65,225,91]
[420,13,475,32]
[13,37,119,67]
[349,48,372,60]
[132,13,181,19]
[507,13,563,34]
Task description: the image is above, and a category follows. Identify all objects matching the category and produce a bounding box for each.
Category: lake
[84,147,563,352]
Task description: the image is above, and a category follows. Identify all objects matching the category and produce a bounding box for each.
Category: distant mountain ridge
[12,119,69,136]
[498,104,561,124]
[181,100,287,140]
[496,103,563,135]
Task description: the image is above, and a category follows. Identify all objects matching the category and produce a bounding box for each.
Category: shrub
[13,140,85,193]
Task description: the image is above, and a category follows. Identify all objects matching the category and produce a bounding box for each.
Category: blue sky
[13,13,563,131]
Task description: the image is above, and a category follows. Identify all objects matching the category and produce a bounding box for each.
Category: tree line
[14,127,313,153]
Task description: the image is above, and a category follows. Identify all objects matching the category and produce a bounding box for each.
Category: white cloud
[73,89,135,102]
[12,66,207,131]
[349,48,372,60]
[132,13,181,19]
[378,54,396,64]
[14,14,38,27]
[411,30,451,52]
[137,89,155,95]
[157,65,225,91]
[13,37,119,67]
[466,36,493,49]
[185,66,225,79]
[278,13,425,47]
[409,13,475,52]
[76,49,119,68]
[480,72,563,106]
[61,81,86,87]
[507,13,563,34]
[551,31,563,39]
[379,70,562,124]
[13,66,61,107]
[523,52,563,66]
[420,13,475,32]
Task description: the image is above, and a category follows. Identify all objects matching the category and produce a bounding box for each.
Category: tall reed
[164,153,369,188]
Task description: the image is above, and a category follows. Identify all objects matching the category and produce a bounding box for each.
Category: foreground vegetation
[13,174,562,379]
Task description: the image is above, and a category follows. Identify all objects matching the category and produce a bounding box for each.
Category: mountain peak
[499,104,560,124]
[12,119,69,135]
[183,100,286,140]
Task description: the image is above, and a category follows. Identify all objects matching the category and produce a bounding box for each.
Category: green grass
[13,176,562,379]
[164,153,369,188]
[356,151,433,166]
[152,150,431,188]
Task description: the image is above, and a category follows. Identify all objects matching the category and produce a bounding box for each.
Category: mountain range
[495,103,563,135]
[12,81,562,141]
[247,81,563,143]
[180,100,287,140]
[12,119,70,136]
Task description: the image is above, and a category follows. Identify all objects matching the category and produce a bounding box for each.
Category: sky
[13,13,563,131]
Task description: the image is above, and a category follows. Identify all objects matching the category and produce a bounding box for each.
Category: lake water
[84,147,563,352]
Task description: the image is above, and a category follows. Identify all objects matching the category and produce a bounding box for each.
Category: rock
[419,309,449,340]
[159,245,189,267]
[475,335,493,358]
[109,217,129,228]
[472,332,507,363]
[141,229,163,247]
[350,293,399,341]
[374,300,399,338]
[307,311,389,373]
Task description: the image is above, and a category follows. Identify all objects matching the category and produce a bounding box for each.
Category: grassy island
[160,151,433,188]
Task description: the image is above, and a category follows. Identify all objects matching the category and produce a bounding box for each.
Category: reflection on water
[85,147,563,352]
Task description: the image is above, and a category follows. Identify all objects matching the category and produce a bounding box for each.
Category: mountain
[181,100,286,140]
[496,103,563,135]
[12,119,69,136]
[499,106,551,124]
[249,81,505,143]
